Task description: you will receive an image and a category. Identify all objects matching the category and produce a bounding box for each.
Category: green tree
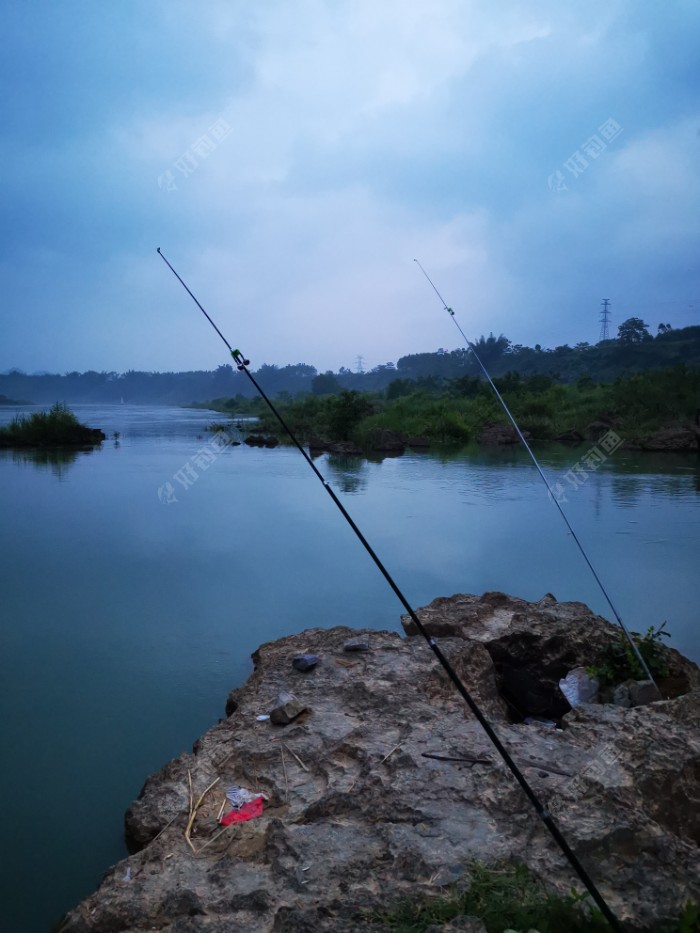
[617,317,651,343]
[311,371,340,395]
[326,390,374,438]
[472,333,511,365]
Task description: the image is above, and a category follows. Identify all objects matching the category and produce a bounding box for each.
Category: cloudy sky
[1,0,699,375]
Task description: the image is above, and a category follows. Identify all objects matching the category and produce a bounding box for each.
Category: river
[0,403,698,931]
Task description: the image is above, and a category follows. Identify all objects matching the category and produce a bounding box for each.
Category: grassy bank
[204,365,700,449]
[0,402,106,448]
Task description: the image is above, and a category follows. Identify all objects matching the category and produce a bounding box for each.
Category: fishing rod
[414,258,656,687]
[156,247,621,931]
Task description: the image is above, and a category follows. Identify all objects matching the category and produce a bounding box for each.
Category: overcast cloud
[1,0,698,374]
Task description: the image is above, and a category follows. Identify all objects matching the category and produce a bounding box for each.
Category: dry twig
[151,813,179,844]
[281,747,289,801]
[184,776,221,853]
[282,743,309,772]
[195,823,234,855]
[380,742,402,765]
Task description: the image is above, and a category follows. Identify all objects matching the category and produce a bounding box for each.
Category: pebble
[269,691,307,725]
[612,684,632,708]
[343,637,370,652]
[629,679,662,707]
[292,653,320,672]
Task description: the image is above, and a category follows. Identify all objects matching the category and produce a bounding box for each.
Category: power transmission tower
[355,354,365,374]
[599,299,611,342]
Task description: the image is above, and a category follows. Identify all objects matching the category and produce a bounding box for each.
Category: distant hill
[2,323,698,404]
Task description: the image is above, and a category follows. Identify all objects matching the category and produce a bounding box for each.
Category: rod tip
[157,247,161,253]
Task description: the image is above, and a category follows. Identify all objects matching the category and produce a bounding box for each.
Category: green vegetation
[587,623,671,686]
[209,364,700,449]
[190,392,265,415]
[0,402,106,448]
[373,863,609,932]
[679,902,700,932]
[373,863,699,932]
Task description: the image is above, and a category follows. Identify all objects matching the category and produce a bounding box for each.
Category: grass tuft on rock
[0,402,105,448]
[373,862,611,932]
[375,863,700,932]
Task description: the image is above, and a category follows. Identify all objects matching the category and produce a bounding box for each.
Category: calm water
[1,404,698,931]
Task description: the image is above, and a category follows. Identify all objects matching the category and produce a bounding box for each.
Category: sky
[1,0,699,375]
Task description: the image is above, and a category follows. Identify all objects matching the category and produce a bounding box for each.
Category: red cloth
[220,795,264,826]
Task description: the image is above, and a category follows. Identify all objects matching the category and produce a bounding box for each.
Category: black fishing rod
[156,247,621,931]
[414,259,655,687]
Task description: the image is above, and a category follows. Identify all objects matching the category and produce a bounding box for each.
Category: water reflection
[325,454,368,494]
[0,446,96,478]
[608,453,700,503]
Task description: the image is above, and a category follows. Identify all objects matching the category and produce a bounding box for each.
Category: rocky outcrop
[307,435,330,452]
[0,425,106,448]
[59,593,700,932]
[641,424,700,452]
[244,435,280,448]
[365,428,407,453]
[326,441,363,456]
[584,420,615,441]
[555,429,585,446]
[478,423,530,446]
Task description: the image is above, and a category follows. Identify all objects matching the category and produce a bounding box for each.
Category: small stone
[343,637,370,653]
[269,692,307,725]
[559,667,599,707]
[292,654,319,672]
[429,865,464,888]
[612,683,632,708]
[629,680,662,707]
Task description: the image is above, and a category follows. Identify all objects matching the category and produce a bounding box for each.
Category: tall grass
[0,402,105,447]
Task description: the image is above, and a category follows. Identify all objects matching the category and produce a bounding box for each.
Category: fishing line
[414,258,655,686]
[157,247,621,931]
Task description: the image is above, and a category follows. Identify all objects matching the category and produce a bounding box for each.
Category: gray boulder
[62,598,700,932]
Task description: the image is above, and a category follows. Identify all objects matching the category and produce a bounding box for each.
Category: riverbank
[204,365,700,453]
[58,592,700,931]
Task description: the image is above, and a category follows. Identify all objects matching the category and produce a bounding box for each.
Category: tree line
[1,319,698,405]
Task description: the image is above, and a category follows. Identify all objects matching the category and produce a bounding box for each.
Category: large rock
[326,441,363,456]
[479,423,529,446]
[60,594,700,932]
[555,429,585,446]
[407,435,431,449]
[641,425,700,452]
[584,420,615,441]
[365,428,407,453]
[244,434,279,448]
[307,435,330,452]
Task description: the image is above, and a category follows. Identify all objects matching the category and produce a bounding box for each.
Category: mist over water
[1,404,698,931]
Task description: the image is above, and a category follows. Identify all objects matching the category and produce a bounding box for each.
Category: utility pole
[355,354,365,374]
[599,299,611,342]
